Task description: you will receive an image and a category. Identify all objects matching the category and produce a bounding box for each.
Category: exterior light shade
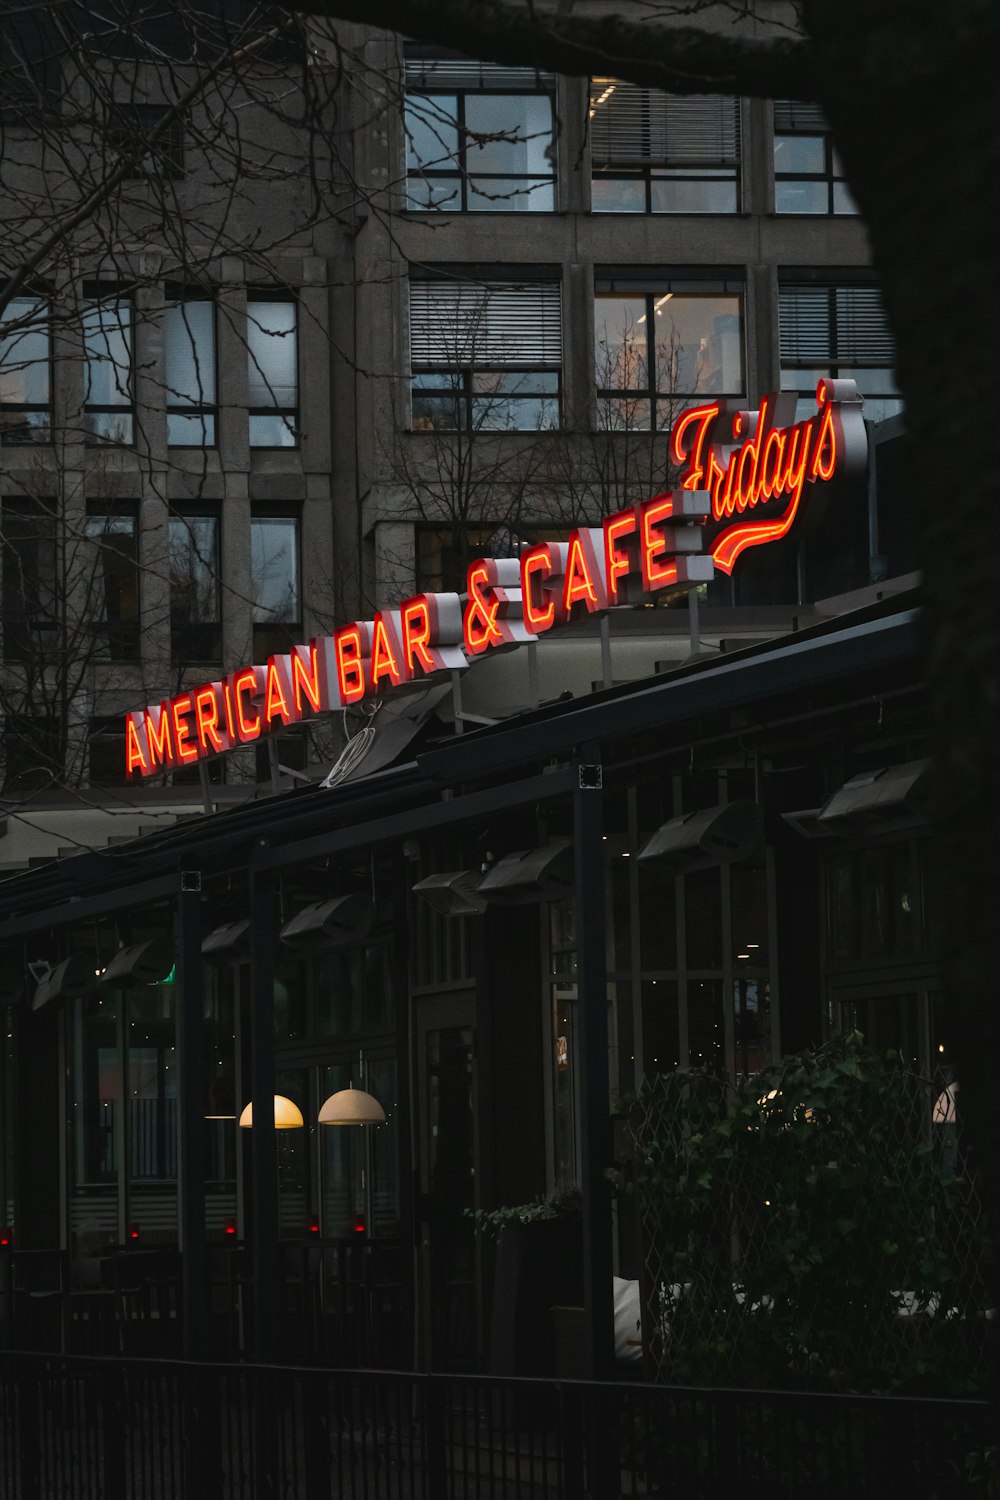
[318,1084,386,1126]
[238,1095,304,1129]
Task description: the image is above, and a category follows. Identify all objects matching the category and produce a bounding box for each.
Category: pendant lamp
[318,1083,385,1126]
[238,1094,304,1128]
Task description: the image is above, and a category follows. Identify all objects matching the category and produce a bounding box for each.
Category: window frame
[0,293,51,444]
[404,53,556,214]
[83,289,134,447]
[164,290,217,448]
[773,101,857,216]
[589,80,742,216]
[778,277,901,424]
[246,294,299,450]
[83,506,140,663]
[250,510,301,659]
[168,509,222,666]
[593,273,746,432]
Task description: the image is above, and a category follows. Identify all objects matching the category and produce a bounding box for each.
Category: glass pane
[164,300,216,406]
[84,301,132,407]
[0,296,49,405]
[594,294,649,392]
[71,992,120,1256]
[275,1068,309,1237]
[687,978,724,1072]
[127,986,177,1193]
[591,176,646,213]
[167,412,215,446]
[650,172,738,214]
[552,989,578,1188]
[404,94,459,171]
[247,300,297,407]
[685,867,722,969]
[84,515,138,627]
[405,174,461,210]
[411,389,460,431]
[833,180,859,215]
[85,412,133,444]
[251,517,299,622]
[641,979,679,1078]
[733,977,770,1077]
[653,293,743,398]
[471,369,558,394]
[169,515,219,624]
[596,395,650,431]
[249,413,296,447]
[638,862,677,969]
[731,861,768,966]
[321,1061,362,1235]
[471,392,557,429]
[368,1057,399,1236]
[773,134,825,173]
[466,176,553,211]
[774,180,828,214]
[838,366,902,424]
[464,94,553,176]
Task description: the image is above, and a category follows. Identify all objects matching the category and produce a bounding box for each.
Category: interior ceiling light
[238,1095,304,1129]
[318,1085,386,1126]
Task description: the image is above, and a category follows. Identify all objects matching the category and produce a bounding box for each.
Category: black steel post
[248,860,278,1362]
[177,873,208,1358]
[574,752,614,1381]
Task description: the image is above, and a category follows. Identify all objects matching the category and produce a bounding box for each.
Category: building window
[779,279,901,423]
[594,275,744,430]
[773,100,857,215]
[251,514,299,658]
[169,513,221,664]
[0,296,50,443]
[109,103,184,180]
[84,510,139,661]
[83,294,133,445]
[1,716,59,793]
[164,293,216,445]
[247,297,297,448]
[409,273,561,431]
[590,81,740,214]
[1,499,56,662]
[417,523,565,594]
[404,52,555,212]
[88,717,128,786]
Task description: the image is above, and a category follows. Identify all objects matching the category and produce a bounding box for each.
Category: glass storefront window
[71,992,121,1255]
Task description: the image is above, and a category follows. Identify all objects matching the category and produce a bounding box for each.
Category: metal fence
[0,1351,992,1499]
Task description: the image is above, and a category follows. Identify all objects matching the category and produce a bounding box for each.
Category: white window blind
[589,81,740,166]
[779,284,895,365]
[410,280,562,368]
[405,55,554,91]
[773,100,827,133]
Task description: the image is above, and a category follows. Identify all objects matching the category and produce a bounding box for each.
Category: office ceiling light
[30,954,99,1011]
[280,894,375,951]
[638,801,764,870]
[318,1084,386,1126]
[411,870,488,917]
[202,919,252,965]
[238,1095,304,1129]
[476,838,575,905]
[99,938,174,988]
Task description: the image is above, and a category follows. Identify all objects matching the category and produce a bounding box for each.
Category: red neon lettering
[603,510,638,602]
[290,644,323,715]
[670,402,721,487]
[520,544,557,634]
[809,399,838,481]
[264,660,293,726]
[400,596,434,677]
[170,694,199,765]
[463,560,504,656]
[370,614,402,689]
[194,685,224,755]
[334,624,366,703]
[639,496,680,592]
[563,532,606,614]
[233,667,263,742]
[125,716,148,778]
[144,705,174,770]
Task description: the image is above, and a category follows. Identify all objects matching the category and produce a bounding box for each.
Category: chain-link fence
[628,1036,992,1396]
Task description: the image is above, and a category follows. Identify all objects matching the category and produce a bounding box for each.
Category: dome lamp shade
[318,1085,386,1126]
[238,1095,304,1129]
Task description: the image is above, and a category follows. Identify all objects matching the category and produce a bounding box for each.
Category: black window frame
[594,271,746,432]
[403,50,556,214]
[778,274,901,423]
[164,287,218,448]
[589,79,742,216]
[773,100,857,217]
[82,286,135,447]
[84,505,140,663]
[0,292,52,444]
[168,509,222,666]
[246,293,299,450]
[250,509,302,659]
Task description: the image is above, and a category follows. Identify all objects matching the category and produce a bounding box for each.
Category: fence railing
[0,1351,992,1499]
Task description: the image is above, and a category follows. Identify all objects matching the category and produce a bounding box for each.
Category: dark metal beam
[574,754,614,1381]
[176,875,208,1358]
[0,874,178,939]
[248,863,278,1361]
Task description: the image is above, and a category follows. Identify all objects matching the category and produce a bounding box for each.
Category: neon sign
[125,380,866,778]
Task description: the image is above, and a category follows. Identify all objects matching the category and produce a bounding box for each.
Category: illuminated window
[594,274,744,431]
[779,278,901,423]
[169,512,221,664]
[247,297,297,448]
[590,80,740,214]
[404,52,555,213]
[773,100,857,216]
[410,272,561,431]
[0,296,50,444]
[84,293,133,445]
[165,293,216,446]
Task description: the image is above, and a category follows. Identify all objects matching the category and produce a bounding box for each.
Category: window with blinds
[589,80,740,214]
[409,275,561,431]
[779,281,901,423]
[773,100,857,215]
[404,50,556,214]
